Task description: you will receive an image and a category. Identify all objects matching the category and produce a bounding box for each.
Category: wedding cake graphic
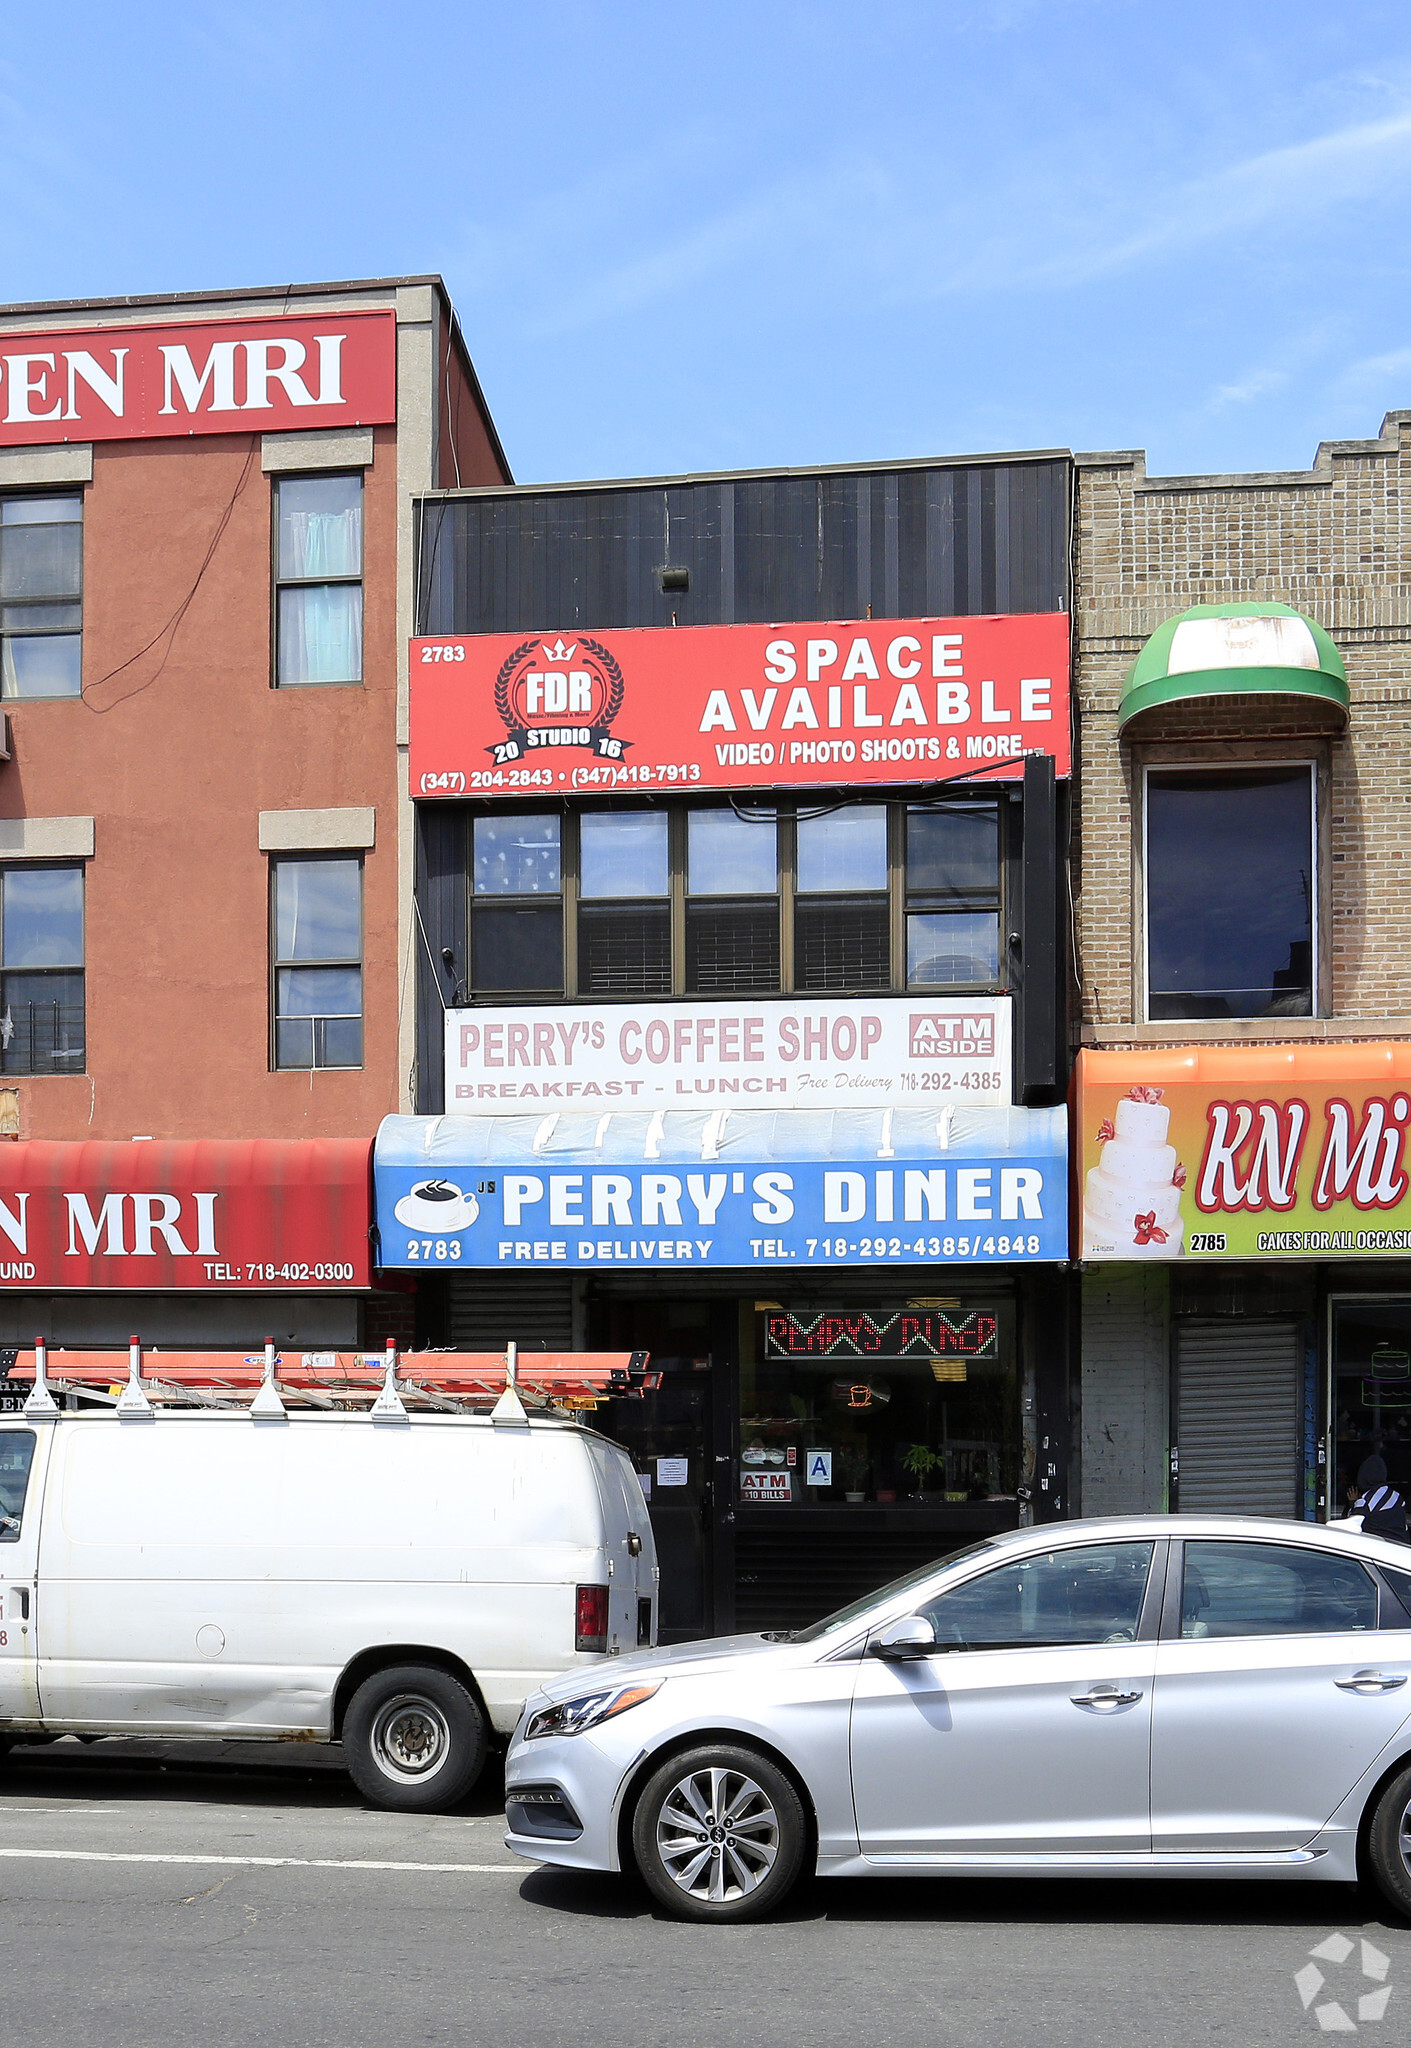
[1082,1086,1187,1258]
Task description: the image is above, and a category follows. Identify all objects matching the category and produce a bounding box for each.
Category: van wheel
[1367,1763,1411,1918]
[343,1665,487,1813]
[631,1743,808,1922]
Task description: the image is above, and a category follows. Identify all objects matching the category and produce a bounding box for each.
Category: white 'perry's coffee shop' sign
[445,996,1012,1112]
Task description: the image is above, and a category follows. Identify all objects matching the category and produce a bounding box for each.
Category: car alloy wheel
[656,1765,779,1903]
[632,1742,808,1922]
[1366,1762,1411,1918]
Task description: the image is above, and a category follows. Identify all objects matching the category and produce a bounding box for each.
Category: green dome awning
[1118,602,1349,734]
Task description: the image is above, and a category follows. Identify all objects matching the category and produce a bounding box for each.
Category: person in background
[1349,1451,1408,1543]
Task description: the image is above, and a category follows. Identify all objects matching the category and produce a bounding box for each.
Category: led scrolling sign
[764,1310,999,1358]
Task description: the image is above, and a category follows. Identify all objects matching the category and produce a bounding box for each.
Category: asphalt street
[0,1737,1408,2048]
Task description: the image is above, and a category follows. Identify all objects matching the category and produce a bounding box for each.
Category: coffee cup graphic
[393,1179,480,1232]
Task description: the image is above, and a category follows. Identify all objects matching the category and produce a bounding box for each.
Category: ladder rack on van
[0,1340,658,1418]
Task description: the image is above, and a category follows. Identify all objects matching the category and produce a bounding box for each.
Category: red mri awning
[0,1138,371,1290]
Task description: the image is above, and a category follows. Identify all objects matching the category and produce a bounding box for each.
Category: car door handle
[1335,1670,1408,1694]
[1071,1685,1143,1709]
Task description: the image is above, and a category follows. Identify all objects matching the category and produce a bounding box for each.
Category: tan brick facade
[1075,410,1411,1044]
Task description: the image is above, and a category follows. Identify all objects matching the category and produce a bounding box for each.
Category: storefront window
[1331,1300,1411,1514]
[739,1300,1019,1508]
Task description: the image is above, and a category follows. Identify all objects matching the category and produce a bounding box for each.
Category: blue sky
[5,1,1411,483]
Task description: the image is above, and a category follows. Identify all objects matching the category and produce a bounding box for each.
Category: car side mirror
[872,1615,937,1661]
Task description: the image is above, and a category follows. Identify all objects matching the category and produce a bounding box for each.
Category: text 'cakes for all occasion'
[1082,1086,1187,1258]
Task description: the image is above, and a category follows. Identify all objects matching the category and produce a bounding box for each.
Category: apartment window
[275,475,363,685]
[461,794,1007,1001]
[272,857,363,1068]
[1145,766,1314,1021]
[579,811,671,995]
[0,495,83,700]
[906,800,1002,986]
[470,814,562,993]
[795,805,889,990]
[0,866,84,1074]
[686,808,779,993]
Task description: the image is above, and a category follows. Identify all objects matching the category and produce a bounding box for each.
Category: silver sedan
[504,1514,1411,1922]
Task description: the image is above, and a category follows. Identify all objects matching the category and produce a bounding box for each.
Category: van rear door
[582,1436,655,1654]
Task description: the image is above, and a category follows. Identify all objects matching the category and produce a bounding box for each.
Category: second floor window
[1145,765,1314,1021]
[0,865,84,1074]
[272,857,363,1068]
[0,494,83,700]
[461,795,1008,1000]
[275,475,363,686]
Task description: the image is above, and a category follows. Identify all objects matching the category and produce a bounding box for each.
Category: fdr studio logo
[490,635,632,766]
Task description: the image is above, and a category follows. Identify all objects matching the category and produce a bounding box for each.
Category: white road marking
[0,1849,527,1873]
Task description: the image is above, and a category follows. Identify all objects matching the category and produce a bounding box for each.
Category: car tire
[1367,1763,1411,1918]
[343,1664,487,1813]
[631,1743,808,1922]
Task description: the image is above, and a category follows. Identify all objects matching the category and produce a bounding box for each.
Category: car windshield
[790,1539,1001,1643]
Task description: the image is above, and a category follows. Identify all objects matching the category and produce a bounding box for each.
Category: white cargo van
[0,1408,656,1810]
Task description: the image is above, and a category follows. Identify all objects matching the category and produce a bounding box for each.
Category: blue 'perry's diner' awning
[373,1106,1067,1271]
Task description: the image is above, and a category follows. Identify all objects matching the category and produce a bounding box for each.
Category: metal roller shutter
[1174,1319,1302,1518]
[446,1274,577,1351]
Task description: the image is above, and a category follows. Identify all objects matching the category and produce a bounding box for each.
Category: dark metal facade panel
[414,805,469,1116]
[415,460,1070,634]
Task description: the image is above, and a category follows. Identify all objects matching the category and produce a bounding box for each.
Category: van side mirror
[871,1615,937,1662]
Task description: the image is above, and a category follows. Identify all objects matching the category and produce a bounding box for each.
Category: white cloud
[523,155,890,335]
[1331,343,1411,400]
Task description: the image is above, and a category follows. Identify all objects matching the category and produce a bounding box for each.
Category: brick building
[1072,411,1411,1522]
[0,275,508,1356]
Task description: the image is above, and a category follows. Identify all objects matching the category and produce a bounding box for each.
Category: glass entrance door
[598,1365,714,1643]
[587,1291,725,1644]
[1328,1298,1411,1518]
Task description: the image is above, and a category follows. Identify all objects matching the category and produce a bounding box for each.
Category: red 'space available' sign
[411,613,1071,798]
[0,1139,371,1288]
[0,311,396,445]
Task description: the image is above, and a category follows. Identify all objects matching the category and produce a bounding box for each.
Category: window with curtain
[272,857,363,1069]
[0,495,83,701]
[0,865,84,1075]
[275,474,363,685]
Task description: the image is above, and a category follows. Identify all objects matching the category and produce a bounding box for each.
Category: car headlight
[524,1682,661,1740]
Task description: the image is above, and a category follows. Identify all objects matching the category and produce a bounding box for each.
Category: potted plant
[902,1443,942,1500]
[836,1440,869,1502]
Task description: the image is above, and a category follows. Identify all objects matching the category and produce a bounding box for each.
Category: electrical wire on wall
[80,436,261,716]
[725,752,1021,827]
